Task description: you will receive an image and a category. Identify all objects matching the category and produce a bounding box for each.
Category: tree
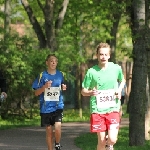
[4,0,11,42]
[145,0,150,140]
[21,0,69,51]
[128,0,147,146]
[104,0,126,62]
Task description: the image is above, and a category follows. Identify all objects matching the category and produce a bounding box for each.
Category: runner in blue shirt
[32,54,66,150]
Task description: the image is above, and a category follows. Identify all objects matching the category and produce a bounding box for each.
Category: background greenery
[0,0,133,118]
[0,104,128,129]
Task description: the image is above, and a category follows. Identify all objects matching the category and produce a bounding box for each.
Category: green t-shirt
[82,62,124,114]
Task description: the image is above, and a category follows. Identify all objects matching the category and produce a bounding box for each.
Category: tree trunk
[21,0,69,51]
[129,0,147,146]
[44,0,56,51]
[109,13,121,63]
[145,77,150,140]
[1,0,11,118]
[21,0,47,49]
[145,0,150,140]
[4,0,11,42]
[77,67,82,118]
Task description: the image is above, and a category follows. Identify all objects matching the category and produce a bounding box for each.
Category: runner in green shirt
[81,42,125,150]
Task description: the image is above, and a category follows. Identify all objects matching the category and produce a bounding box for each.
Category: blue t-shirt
[32,70,64,113]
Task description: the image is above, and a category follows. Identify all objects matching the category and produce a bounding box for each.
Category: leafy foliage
[0,30,85,117]
[0,0,133,118]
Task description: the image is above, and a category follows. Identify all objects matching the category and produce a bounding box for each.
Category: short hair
[46,54,57,61]
[96,42,111,54]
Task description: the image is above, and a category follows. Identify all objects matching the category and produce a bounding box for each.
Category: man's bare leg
[106,128,119,150]
[97,131,106,150]
[46,126,53,150]
[55,122,61,144]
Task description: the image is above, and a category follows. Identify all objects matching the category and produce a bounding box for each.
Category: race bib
[96,89,116,108]
[44,87,60,101]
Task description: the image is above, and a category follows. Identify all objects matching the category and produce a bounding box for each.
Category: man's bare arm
[81,87,99,96]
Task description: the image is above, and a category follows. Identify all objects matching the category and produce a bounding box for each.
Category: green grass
[75,127,150,150]
[122,104,129,118]
[63,104,129,122]
[0,116,41,130]
[0,104,129,130]
[0,108,90,130]
[63,108,90,122]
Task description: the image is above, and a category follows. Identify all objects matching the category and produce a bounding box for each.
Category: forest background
[0,0,150,146]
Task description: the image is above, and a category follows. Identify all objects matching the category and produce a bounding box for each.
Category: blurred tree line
[0,0,150,146]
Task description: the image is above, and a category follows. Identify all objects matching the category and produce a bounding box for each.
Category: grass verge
[0,104,128,130]
[75,127,150,150]
[0,117,41,130]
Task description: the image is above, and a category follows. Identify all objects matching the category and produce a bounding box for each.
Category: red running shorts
[90,112,120,132]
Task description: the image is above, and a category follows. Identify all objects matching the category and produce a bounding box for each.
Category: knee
[109,137,118,145]
[55,122,61,131]
[98,138,107,147]
[46,126,53,136]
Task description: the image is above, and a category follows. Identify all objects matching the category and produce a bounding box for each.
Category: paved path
[0,118,129,150]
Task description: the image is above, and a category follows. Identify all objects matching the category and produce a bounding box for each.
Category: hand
[61,84,67,90]
[44,80,52,88]
[1,92,7,99]
[114,91,121,99]
[90,87,99,96]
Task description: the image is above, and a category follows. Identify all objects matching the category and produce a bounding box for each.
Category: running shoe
[55,144,61,150]
[105,145,114,150]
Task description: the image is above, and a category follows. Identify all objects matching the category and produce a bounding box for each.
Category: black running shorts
[40,109,63,127]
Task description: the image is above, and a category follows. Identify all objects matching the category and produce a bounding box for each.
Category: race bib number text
[96,89,116,108]
[44,87,60,101]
